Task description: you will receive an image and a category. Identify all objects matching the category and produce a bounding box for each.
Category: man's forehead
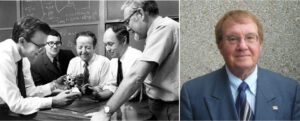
[123,6,136,17]
[223,18,258,32]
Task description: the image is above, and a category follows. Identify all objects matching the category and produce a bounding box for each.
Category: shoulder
[94,54,110,64]
[158,17,179,29]
[259,67,298,87]
[182,67,225,92]
[127,47,142,57]
[69,56,81,64]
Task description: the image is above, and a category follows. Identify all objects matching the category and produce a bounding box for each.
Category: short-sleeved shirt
[140,16,179,101]
[67,54,117,93]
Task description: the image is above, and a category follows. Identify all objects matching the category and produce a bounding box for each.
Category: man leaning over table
[90,0,179,120]
[0,16,80,120]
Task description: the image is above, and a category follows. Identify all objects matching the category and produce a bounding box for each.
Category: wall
[180,0,300,84]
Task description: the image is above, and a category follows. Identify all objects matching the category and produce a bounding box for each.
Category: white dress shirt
[67,53,116,93]
[226,65,257,112]
[110,46,143,99]
[0,39,52,115]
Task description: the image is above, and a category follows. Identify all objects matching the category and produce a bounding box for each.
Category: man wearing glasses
[180,10,300,120]
[91,0,179,120]
[0,16,80,119]
[31,29,75,86]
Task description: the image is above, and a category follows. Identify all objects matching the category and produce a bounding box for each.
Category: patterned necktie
[17,59,26,97]
[117,59,123,86]
[235,82,254,121]
[83,61,89,84]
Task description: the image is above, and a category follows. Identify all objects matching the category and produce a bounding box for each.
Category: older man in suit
[31,29,75,86]
[180,10,300,120]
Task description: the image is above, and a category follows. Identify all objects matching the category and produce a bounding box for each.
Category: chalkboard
[106,0,179,21]
[54,25,98,55]
[0,1,17,28]
[0,30,12,42]
[21,0,99,25]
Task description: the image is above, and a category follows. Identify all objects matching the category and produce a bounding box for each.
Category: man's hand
[88,86,102,100]
[52,90,80,107]
[54,75,67,85]
[51,75,68,91]
[90,110,111,121]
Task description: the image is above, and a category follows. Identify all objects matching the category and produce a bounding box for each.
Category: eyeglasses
[224,33,259,45]
[122,9,139,26]
[46,41,62,47]
[30,41,46,51]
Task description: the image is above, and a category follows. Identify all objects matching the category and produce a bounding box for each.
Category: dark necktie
[17,59,26,98]
[117,59,123,86]
[235,82,254,121]
[83,61,89,84]
[53,57,61,72]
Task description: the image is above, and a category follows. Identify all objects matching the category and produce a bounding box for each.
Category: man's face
[45,35,61,57]
[123,7,148,41]
[219,18,261,72]
[21,31,47,61]
[103,29,125,58]
[76,36,95,62]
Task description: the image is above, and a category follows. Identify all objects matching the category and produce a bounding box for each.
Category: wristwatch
[103,105,112,115]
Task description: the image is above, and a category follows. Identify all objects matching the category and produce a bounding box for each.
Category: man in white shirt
[67,31,116,100]
[103,26,152,121]
[0,16,80,120]
[91,0,179,120]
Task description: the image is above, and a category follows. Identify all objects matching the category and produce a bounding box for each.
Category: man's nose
[237,38,248,50]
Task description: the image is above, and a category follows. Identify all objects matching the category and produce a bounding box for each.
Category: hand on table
[52,90,80,108]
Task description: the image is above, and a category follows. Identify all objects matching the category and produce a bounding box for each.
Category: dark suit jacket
[180,66,300,120]
[31,49,75,85]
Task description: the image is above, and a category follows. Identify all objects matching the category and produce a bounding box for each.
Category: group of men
[0,0,179,121]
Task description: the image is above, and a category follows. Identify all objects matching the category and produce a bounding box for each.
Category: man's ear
[137,8,145,20]
[18,37,26,45]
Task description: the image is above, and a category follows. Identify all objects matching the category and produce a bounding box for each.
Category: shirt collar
[82,53,96,66]
[147,16,163,37]
[8,39,22,63]
[120,46,131,62]
[225,65,258,95]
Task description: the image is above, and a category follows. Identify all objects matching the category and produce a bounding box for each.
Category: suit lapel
[255,67,277,120]
[42,52,60,75]
[205,67,238,120]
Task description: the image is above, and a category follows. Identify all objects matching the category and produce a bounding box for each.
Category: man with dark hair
[67,31,116,100]
[91,0,179,120]
[0,16,80,119]
[180,10,300,120]
[103,25,152,121]
[31,29,75,85]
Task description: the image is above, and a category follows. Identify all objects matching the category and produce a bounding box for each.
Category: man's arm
[106,60,155,111]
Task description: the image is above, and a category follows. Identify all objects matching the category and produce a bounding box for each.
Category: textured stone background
[180,0,300,85]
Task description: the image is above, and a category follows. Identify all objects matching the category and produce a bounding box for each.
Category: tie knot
[84,61,88,67]
[238,82,249,92]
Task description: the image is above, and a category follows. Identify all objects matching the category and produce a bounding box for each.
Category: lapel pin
[272,106,278,110]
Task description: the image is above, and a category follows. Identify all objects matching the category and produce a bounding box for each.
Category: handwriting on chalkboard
[22,0,99,25]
